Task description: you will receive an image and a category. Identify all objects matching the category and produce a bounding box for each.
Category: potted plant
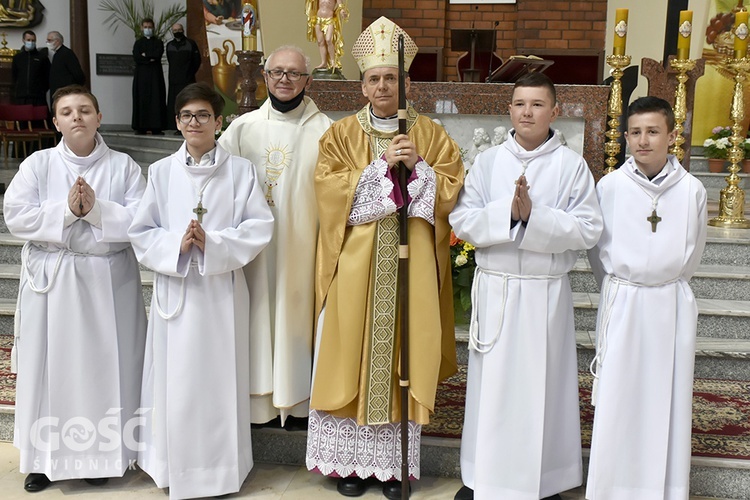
[703,126,731,173]
[450,231,476,326]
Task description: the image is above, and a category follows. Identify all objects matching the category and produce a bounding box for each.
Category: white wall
[87,4,183,126]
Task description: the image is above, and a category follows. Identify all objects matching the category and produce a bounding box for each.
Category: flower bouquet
[450,231,475,325]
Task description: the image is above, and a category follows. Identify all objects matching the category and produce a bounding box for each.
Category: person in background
[165,23,201,133]
[11,30,49,106]
[46,31,85,103]
[131,18,167,136]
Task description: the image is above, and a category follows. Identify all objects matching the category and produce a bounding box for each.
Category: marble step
[569,259,750,301]
[572,292,750,341]
[453,327,750,381]
[99,130,184,152]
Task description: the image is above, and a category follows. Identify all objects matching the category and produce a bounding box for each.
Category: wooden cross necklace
[633,179,664,233]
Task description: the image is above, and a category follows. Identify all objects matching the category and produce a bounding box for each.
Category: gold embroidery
[364,134,400,424]
[263,143,292,206]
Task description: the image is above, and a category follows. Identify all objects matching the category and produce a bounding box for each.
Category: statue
[492,126,507,146]
[466,127,491,168]
[306,0,348,71]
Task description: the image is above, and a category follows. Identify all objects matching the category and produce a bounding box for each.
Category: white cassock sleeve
[129,163,274,277]
[4,158,70,244]
[519,158,602,254]
[682,181,708,281]
[200,171,274,276]
[92,162,146,243]
[448,152,518,248]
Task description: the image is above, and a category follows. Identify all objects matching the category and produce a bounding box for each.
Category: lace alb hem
[407,160,436,225]
[348,158,397,226]
[305,409,421,482]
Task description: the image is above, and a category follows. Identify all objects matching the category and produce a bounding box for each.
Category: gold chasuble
[312,104,463,426]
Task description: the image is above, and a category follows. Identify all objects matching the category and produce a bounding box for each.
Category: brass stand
[236,50,263,115]
[669,58,697,162]
[604,54,632,175]
[709,57,750,229]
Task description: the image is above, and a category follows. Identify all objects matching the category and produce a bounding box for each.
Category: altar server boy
[129,82,274,499]
[586,96,707,500]
[5,84,147,492]
[449,72,603,500]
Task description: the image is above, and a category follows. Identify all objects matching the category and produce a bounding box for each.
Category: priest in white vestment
[449,73,602,500]
[5,85,147,492]
[218,45,332,428]
[305,18,464,500]
[586,97,707,500]
[128,83,274,500]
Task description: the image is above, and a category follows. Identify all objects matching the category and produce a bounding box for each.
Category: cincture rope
[153,273,187,320]
[589,274,680,405]
[469,266,564,354]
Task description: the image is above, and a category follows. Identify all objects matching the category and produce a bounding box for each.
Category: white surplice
[449,131,602,500]
[5,135,147,481]
[128,143,273,500]
[585,156,707,500]
[218,98,332,424]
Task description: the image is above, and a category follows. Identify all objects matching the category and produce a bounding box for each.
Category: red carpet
[2,338,748,459]
[423,364,750,461]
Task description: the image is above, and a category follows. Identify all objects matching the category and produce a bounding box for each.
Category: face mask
[46,42,56,52]
[143,28,153,37]
[173,31,184,40]
[24,41,35,51]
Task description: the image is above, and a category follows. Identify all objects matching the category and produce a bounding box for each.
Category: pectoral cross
[646,209,662,233]
[193,201,207,223]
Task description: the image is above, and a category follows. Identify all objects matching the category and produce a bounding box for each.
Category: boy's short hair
[22,30,35,40]
[512,72,557,105]
[174,82,225,116]
[627,96,675,131]
[51,85,100,116]
[141,17,154,26]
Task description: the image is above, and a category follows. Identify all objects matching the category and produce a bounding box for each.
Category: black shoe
[134,130,147,135]
[382,480,411,500]
[337,477,367,497]
[24,473,51,492]
[173,130,182,135]
[542,495,562,500]
[283,416,308,432]
[454,485,474,500]
[151,130,165,136]
[251,416,282,429]
[84,477,109,486]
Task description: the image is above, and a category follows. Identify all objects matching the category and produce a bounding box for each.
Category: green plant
[703,126,732,159]
[450,231,475,324]
[99,0,187,40]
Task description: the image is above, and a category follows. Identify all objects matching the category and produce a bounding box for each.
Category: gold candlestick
[708,57,750,229]
[669,58,696,162]
[604,54,631,175]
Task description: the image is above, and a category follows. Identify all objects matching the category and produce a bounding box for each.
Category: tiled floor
[0,442,731,499]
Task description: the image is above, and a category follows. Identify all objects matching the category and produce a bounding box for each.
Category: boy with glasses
[129,82,274,499]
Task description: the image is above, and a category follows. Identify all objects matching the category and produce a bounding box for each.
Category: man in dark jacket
[45,31,85,105]
[131,18,167,135]
[11,30,49,105]
[165,23,201,132]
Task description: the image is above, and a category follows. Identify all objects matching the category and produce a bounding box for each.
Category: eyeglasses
[177,112,213,125]
[265,69,309,81]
